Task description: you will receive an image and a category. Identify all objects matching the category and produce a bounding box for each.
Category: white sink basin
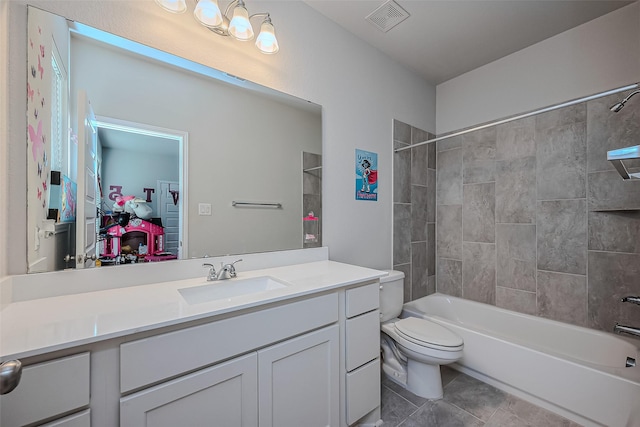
[178,276,289,305]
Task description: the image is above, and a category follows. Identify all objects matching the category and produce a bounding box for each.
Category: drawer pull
[0,360,22,395]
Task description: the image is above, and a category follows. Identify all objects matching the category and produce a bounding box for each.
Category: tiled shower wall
[393,120,436,302]
[303,152,322,249]
[435,91,640,333]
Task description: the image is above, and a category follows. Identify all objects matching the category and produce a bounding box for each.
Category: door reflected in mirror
[26,6,322,273]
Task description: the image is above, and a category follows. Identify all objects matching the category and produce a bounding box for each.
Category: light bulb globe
[255,20,279,54]
[194,0,224,28]
[154,0,187,14]
[229,5,254,41]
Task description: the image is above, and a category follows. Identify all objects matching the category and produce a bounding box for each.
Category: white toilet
[379,270,463,400]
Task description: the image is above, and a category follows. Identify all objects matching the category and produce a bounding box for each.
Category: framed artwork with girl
[355,149,378,201]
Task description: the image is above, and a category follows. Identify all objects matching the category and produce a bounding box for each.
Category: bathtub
[402,293,640,427]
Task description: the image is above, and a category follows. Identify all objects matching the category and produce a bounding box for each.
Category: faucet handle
[227,258,243,277]
[203,263,217,280]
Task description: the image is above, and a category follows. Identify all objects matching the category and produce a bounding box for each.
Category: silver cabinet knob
[0,360,22,395]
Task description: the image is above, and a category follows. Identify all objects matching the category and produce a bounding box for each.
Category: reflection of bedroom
[97,126,180,266]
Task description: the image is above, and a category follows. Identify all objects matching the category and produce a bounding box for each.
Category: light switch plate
[198,203,212,215]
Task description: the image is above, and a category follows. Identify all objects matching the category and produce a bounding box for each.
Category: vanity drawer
[121,293,338,393]
[0,353,90,427]
[345,282,379,318]
[346,358,380,425]
[345,309,380,372]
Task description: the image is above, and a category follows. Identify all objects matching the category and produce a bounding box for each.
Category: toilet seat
[394,317,463,352]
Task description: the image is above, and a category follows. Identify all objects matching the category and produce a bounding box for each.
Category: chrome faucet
[613,296,640,338]
[621,296,640,305]
[614,323,640,338]
[217,259,243,280]
[203,263,217,281]
[203,259,243,281]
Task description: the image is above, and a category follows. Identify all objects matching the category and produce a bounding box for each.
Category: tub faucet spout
[621,296,640,305]
[614,323,640,338]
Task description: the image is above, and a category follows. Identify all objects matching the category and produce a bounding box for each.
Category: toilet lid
[394,317,463,348]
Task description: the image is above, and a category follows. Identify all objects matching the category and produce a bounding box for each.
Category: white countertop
[0,260,385,360]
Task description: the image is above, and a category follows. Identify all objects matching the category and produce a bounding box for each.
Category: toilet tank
[379,270,405,322]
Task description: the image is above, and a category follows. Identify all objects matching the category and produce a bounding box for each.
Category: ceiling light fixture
[154,0,280,54]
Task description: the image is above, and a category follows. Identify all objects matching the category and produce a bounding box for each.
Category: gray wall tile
[463,127,496,184]
[496,224,536,291]
[427,223,435,276]
[437,258,462,297]
[437,135,462,152]
[535,103,586,130]
[411,143,429,186]
[537,270,587,326]
[437,205,462,259]
[394,119,411,144]
[496,117,535,160]
[433,98,640,336]
[394,121,435,305]
[495,156,536,224]
[393,203,411,265]
[412,126,431,146]
[587,92,640,173]
[588,251,640,332]
[437,148,462,205]
[536,123,587,200]
[463,242,496,304]
[411,185,428,242]
[588,211,640,253]
[394,141,411,204]
[537,199,587,275]
[412,242,428,301]
[496,287,537,315]
[588,170,640,211]
[463,182,495,243]
[427,275,436,297]
[427,169,436,223]
[392,263,413,303]
[428,140,436,169]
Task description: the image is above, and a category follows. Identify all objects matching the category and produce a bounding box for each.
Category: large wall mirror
[26,6,322,274]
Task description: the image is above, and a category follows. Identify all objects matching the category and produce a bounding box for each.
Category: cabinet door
[258,325,339,427]
[120,353,257,427]
[40,410,90,427]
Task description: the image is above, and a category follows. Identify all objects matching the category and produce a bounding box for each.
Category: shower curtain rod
[394,83,640,153]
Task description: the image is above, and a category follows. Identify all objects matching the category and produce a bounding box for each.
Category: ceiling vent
[365,0,410,33]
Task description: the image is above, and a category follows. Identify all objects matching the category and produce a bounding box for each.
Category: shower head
[610,89,640,112]
[610,102,625,113]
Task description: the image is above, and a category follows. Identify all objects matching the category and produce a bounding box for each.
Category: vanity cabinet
[120,325,339,427]
[119,293,340,427]
[344,283,381,425]
[0,353,90,427]
[120,353,258,427]
[1,273,383,427]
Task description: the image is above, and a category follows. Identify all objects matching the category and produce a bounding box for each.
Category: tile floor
[381,366,583,427]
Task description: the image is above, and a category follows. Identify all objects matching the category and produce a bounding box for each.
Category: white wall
[436,2,640,134]
[101,147,178,216]
[2,1,436,274]
[0,0,8,279]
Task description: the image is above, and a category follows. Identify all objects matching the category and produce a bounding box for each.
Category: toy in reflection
[112,195,152,219]
[98,195,177,265]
